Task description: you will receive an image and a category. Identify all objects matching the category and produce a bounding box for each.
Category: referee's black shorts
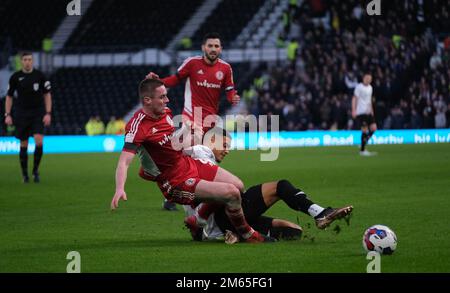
[356,114,375,128]
[14,113,44,140]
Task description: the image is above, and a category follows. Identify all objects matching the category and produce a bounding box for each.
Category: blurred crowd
[85,116,125,136]
[243,0,450,130]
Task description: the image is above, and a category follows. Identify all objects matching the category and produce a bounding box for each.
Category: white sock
[308,204,325,218]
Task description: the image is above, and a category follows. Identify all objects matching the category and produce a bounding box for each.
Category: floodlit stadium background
[1,0,449,273]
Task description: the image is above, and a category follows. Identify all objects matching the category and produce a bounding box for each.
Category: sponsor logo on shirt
[185,178,196,186]
[161,180,173,194]
[125,133,134,143]
[158,133,174,146]
[196,80,221,89]
[215,71,224,81]
[125,113,145,143]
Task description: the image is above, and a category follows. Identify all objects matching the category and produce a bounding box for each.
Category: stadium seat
[191,0,265,48]
[46,62,251,134]
[63,0,203,53]
[0,0,67,51]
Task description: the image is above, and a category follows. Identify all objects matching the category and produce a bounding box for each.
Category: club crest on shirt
[33,83,39,91]
[185,178,196,186]
[215,71,224,81]
[166,115,174,127]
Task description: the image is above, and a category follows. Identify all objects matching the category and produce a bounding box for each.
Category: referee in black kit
[4,52,52,183]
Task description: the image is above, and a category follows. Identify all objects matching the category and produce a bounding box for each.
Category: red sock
[197,202,221,220]
[225,207,255,239]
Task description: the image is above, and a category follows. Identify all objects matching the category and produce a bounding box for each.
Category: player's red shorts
[157,158,219,205]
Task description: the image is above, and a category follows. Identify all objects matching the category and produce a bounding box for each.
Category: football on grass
[363,225,398,255]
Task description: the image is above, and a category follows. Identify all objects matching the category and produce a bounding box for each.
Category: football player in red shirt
[110,79,271,243]
[146,32,240,130]
[147,32,240,212]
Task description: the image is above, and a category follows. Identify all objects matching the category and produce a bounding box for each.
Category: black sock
[367,130,375,141]
[277,179,314,215]
[33,146,43,174]
[361,132,369,151]
[19,147,28,177]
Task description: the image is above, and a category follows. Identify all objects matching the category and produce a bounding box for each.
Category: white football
[362,225,397,255]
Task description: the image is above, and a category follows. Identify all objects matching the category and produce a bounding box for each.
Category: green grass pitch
[1,144,450,272]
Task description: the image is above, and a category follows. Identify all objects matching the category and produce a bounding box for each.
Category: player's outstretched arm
[5,74,16,125]
[351,95,357,119]
[145,72,160,80]
[231,93,240,106]
[371,96,375,116]
[43,93,52,126]
[225,89,240,106]
[111,151,135,210]
[145,71,180,88]
[4,95,13,125]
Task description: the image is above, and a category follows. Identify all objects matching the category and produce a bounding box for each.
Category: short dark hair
[138,78,164,100]
[202,32,222,45]
[206,127,231,139]
[21,52,32,58]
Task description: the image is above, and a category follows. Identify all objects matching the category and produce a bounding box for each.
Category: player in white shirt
[183,127,354,243]
[352,73,377,156]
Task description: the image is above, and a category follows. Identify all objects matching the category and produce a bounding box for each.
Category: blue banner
[0,135,124,154]
[0,129,449,154]
[230,129,450,149]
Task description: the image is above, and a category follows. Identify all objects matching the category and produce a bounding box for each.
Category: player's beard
[205,52,218,63]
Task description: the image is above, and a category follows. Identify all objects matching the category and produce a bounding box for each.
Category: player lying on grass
[181,127,354,243]
[110,78,272,243]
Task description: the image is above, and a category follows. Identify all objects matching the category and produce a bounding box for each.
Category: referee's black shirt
[7,69,51,115]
